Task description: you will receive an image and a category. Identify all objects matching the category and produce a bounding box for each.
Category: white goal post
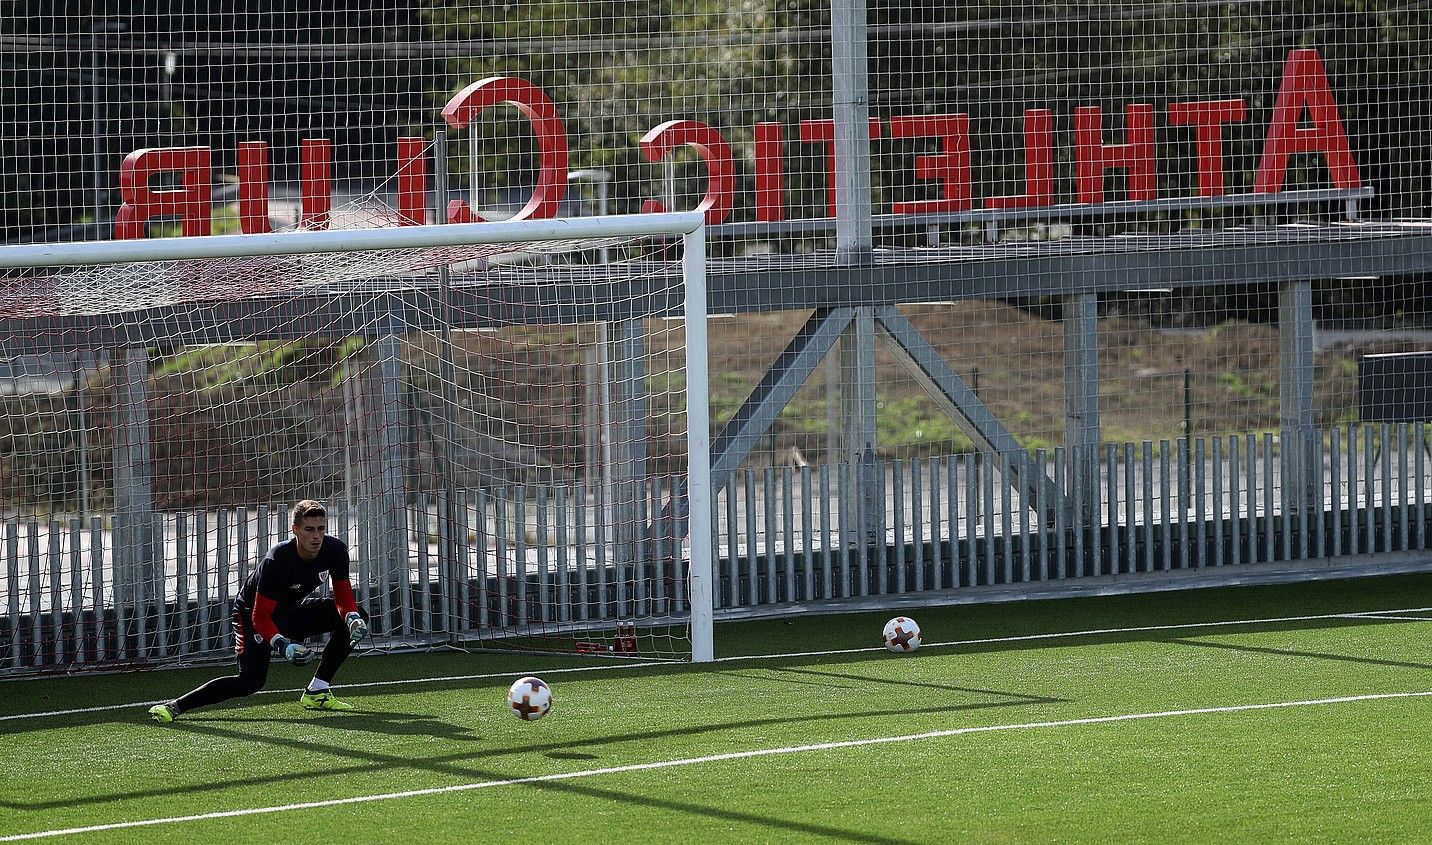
[0,211,715,666]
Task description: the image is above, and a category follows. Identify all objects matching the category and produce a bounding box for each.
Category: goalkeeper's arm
[252,594,314,664]
[334,578,367,645]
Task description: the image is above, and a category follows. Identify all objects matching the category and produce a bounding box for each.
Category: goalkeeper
[149,499,370,722]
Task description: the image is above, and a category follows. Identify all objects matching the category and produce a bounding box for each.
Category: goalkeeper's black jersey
[238,536,352,610]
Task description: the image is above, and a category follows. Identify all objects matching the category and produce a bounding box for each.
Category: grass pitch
[3,573,1431,843]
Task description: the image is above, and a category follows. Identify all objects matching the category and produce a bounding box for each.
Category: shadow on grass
[763,666,1059,700]
[41,718,927,845]
[191,710,482,741]
[0,685,1057,818]
[1161,636,1432,671]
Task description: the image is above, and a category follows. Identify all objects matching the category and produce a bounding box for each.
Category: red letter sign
[1168,99,1247,196]
[640,120,735,225]
[237,141,271,234]
[986,109,1054,210]
[298,138,332,230]
[1075,104,1157,203]
[441,76,569,221]
[113,147,213,239]
[396,136,427,226]
[1253,49,1360,193]
[754,122,785,222]
[889,114,971,214]
[799,118,883,218]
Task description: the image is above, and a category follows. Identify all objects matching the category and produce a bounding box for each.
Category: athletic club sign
[111,48,1360,238]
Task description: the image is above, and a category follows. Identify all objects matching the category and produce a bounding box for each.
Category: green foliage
[874,395,975,455]
[1217,369,1276,404]
[145,207,243,239]
[153,337,366,393]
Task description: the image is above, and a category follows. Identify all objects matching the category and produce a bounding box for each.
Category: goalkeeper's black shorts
[229,595,354,668]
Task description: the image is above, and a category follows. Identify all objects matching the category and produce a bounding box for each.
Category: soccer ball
[882,616,922,653]
[506,676,552,721]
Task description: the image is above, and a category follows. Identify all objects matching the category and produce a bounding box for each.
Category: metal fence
[3,423,1431,674]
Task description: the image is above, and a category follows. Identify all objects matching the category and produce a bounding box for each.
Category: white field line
[4,688,1432,843]
[3,605,1429,724]
[710,606,1432,662]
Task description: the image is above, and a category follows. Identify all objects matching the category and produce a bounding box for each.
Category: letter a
[1253,49,1360,193]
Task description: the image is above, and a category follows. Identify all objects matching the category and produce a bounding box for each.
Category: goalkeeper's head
[290,499,326,525]
[290,499,328,560]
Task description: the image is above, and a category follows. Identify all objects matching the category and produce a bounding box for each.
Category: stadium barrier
[3,422,1430,674]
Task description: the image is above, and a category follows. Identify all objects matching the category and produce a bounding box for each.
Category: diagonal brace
[709,307,856,492]
[873,305,1070,516]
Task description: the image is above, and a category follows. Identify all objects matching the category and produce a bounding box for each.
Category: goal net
[0,210,714,673]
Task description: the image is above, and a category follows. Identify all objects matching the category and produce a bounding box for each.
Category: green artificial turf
[3,573,1430,843]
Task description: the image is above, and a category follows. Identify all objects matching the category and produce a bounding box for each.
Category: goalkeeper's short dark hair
[290,499,327,525]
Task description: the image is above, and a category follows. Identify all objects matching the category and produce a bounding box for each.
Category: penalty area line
[2,606,1429,723]
[4,688,1432,842]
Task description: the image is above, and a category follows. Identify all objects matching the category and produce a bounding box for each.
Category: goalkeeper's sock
[306,678,331,694]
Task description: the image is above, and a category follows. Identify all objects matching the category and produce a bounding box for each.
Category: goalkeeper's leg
[280,599,369,710]
[152,605,271,721]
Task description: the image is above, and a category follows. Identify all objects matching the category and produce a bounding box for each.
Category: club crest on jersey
[253,633,264,644]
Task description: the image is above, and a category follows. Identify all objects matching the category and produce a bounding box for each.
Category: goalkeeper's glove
[345,612,369,646]
[271,635,315,666]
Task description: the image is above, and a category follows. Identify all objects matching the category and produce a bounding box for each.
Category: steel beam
[830,0,873,267]
[111,346,154,618]
[709,308,855,491]
[1279,280,1317,512]
[873,306,1069,515]
[840,308,880,546]
[1064,293,1101,519]
[4,229,1432,356]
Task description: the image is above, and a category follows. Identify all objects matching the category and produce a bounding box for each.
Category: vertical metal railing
[5,426,1432,674]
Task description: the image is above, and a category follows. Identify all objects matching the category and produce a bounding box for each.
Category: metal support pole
[88,20,126,232]
[825,349,840,463]
[1065,294,1100,518]
[841,308,879,546]
[682,225,713,662]
[830,0,878,553]
[71,351,91,518]
[1279,280,1317,513]
[570,169,616,536]
[831,0,873,267]
[90,27,105,228]
[365,332,408,633]
[433,131,464,639]
[112,346,154,619]
[610,320,648,569]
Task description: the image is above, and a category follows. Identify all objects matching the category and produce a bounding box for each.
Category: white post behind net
[0,212,714,668]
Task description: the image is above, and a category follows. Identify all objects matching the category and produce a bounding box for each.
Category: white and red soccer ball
[506,676,552,721]
[882,616,922,653]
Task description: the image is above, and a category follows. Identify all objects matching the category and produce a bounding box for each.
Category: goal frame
[0,211,716,663]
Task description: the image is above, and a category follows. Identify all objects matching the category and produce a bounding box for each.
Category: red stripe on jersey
[333,578,358,617]
[252,594,280,643]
